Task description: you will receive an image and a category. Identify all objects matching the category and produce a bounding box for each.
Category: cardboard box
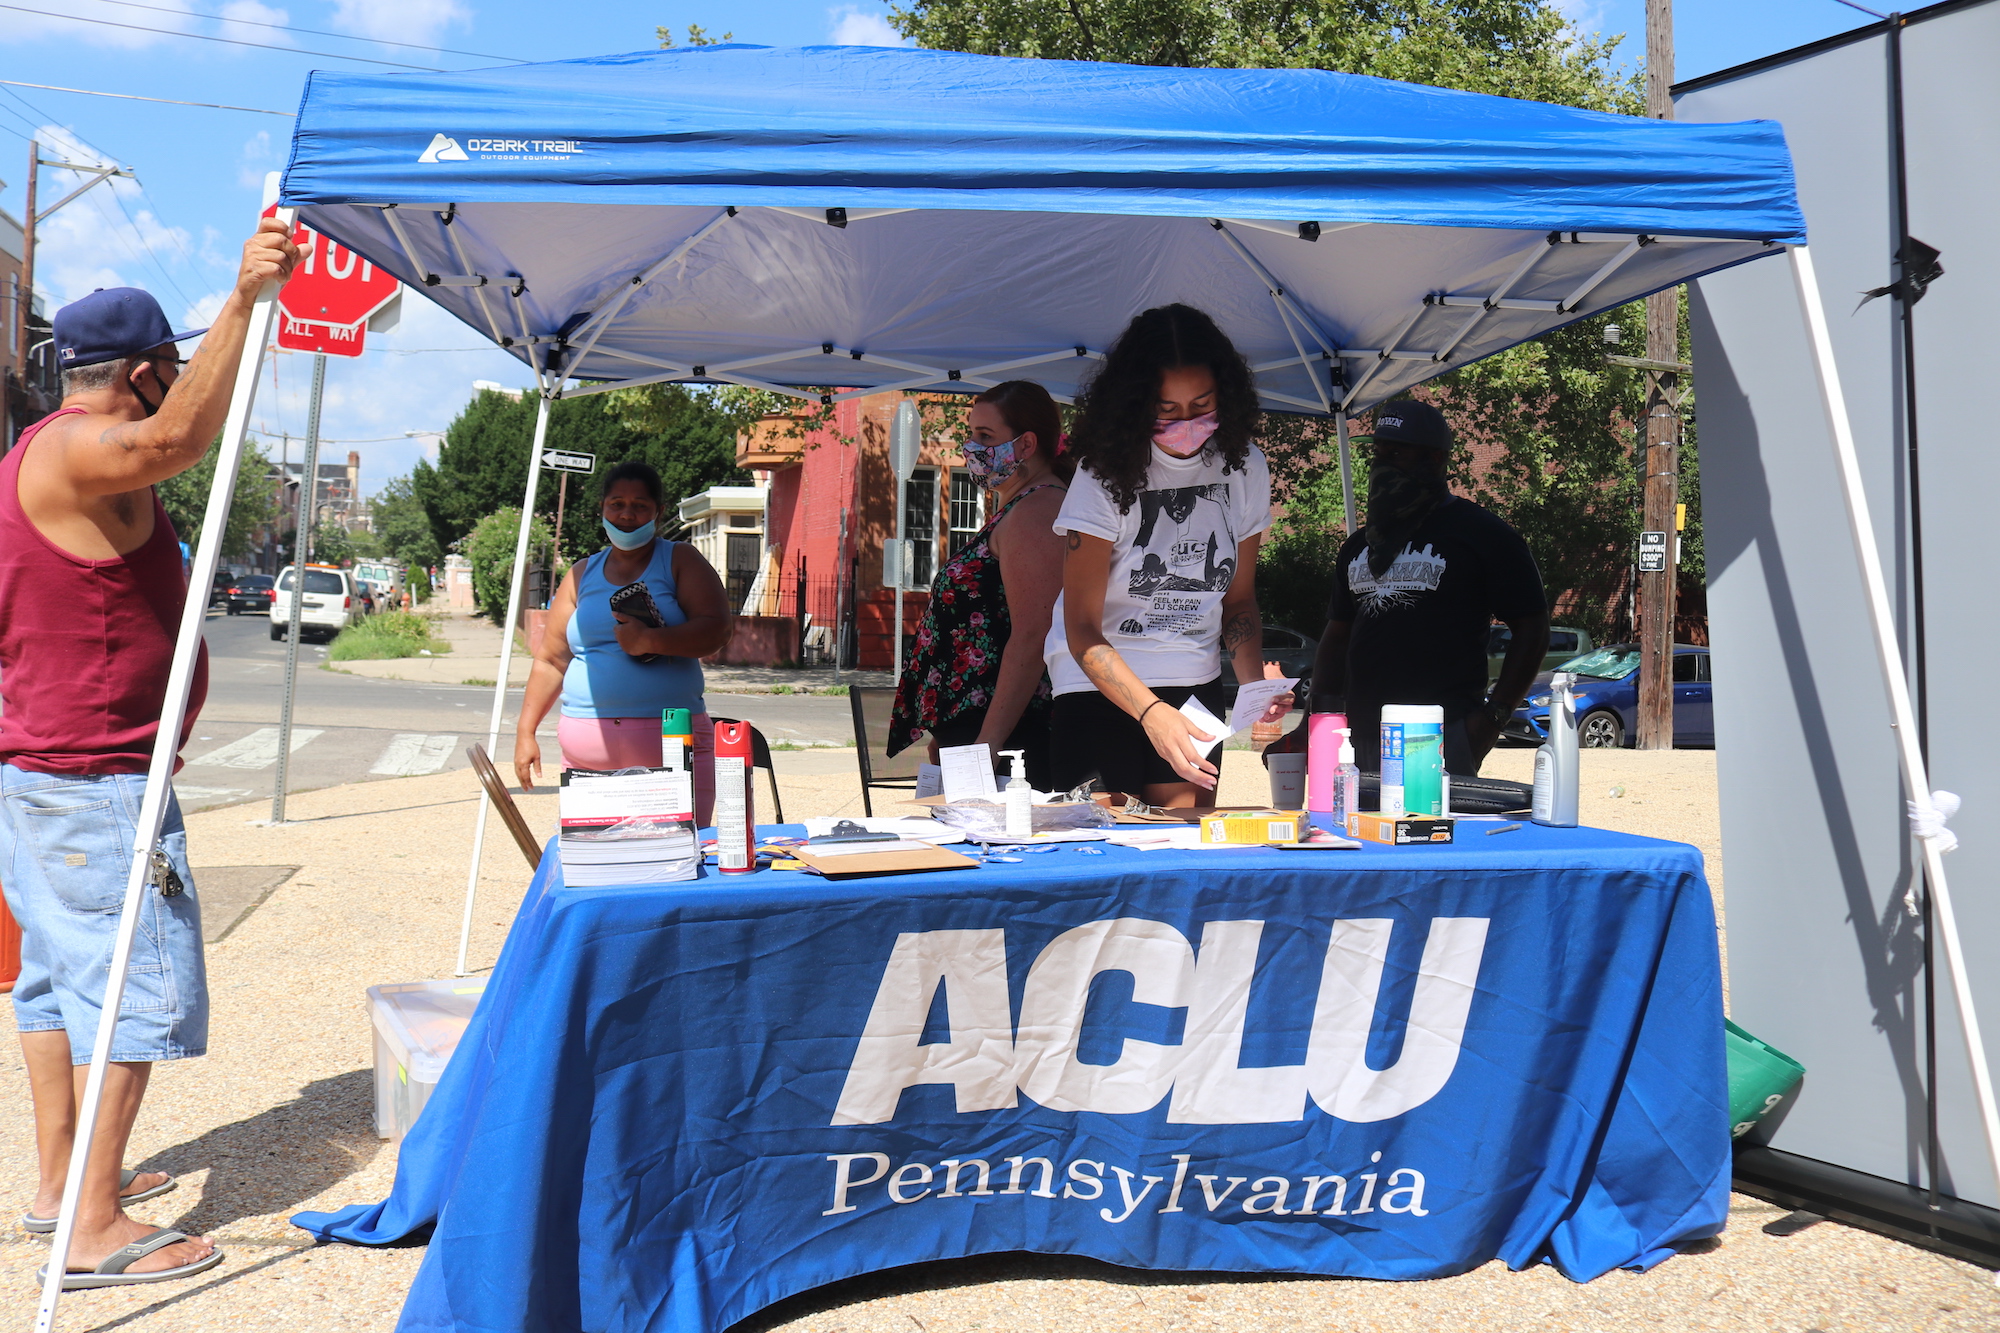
[1200,810,1306,844]
[1346,811,1455,845]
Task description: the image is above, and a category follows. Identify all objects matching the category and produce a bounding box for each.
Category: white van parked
[270,565,358,642]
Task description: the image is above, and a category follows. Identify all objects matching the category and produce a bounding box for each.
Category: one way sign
[541,450,596,474]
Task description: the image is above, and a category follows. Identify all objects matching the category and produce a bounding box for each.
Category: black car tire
[1579,708,1626,749]
[270,623,285,641]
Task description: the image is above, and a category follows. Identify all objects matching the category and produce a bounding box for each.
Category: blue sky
[2,0,1873,498]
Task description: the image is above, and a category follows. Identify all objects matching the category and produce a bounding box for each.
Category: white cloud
[217,0,291,46]
[238,130,277,191]
[330,0,468,52]
[8,0,196,50]
[827,6,906,46]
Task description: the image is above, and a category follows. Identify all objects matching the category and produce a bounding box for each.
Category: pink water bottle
[1306,711,1347,814]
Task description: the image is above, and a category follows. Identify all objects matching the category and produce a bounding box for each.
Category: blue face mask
[603,517,656,550]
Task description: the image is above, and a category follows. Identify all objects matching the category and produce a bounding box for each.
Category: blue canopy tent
[263,45,1820,982]
[45,40,2000,1329]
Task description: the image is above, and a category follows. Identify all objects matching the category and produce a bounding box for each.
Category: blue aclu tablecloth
[295,822,1728,1332]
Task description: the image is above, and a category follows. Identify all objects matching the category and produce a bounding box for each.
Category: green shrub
[464,507,554,623]
[328,612,449,661]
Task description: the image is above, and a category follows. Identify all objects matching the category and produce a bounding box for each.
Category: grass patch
[815,684,850,696]
[769,684,796,695]
[462,678,496,687]
[327,612,451,661]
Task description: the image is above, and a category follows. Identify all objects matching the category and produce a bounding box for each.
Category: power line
[0,79,293,116]
[0,4,446,70]
[81,0,525,63]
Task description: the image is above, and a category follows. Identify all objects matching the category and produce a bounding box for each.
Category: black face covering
[1363,459,1449,578]
[130,365,166,418]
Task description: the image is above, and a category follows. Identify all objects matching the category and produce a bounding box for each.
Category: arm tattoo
[1221,609,1259,653]
[1065,532,1082,550]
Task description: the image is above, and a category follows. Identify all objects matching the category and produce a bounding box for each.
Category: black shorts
[929,702,1054,792]
[1048,679,1230,795]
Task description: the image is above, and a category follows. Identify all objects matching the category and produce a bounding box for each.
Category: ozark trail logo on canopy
[417,134,587,164]
[834,915,1489,1127]
[418,134,469,163]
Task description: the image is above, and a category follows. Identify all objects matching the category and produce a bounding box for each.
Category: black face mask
[130,366,167,418]
[1363,459,1449,578]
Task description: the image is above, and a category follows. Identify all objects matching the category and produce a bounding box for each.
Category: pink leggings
[556,712,716,828]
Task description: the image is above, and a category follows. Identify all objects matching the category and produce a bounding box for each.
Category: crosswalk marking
[370,733,459,777]
[173,785,251,806]
[188,727,323,769]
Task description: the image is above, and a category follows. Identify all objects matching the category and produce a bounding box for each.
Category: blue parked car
[1504,642,1713,748]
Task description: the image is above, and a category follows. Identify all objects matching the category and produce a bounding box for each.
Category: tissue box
[1200,810,1306,844]
[1346,812,1455,845]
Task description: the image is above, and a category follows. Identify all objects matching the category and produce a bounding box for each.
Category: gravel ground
[3,746,1993,1332]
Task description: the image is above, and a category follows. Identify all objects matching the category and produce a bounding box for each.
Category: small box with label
[1346,811,1455,845]
[1200,810,1306,845]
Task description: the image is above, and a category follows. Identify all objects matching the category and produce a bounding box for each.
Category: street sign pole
[271,351,325,825]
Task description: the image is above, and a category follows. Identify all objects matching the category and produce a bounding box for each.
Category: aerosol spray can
[1532,673,1580,828]
[713,720,756,872]
[661,707,694,772]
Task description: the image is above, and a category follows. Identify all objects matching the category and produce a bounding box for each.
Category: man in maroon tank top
[0,219,298,1289]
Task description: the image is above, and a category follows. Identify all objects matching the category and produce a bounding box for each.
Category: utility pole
[16,141,34,378]
[1636,0,1680,750]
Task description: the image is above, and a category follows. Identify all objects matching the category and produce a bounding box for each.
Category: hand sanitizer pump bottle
[1001,750,1033,839]
[1532,672,1580,828]
[1333,728,1360,829]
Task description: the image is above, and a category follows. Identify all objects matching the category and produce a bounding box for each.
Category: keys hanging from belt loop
[148,848,185,898]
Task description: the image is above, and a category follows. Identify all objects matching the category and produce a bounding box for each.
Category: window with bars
[948,471,985,555]
[903,468,938,587]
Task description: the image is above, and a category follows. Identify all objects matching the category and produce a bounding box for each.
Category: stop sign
[262,204,399,356]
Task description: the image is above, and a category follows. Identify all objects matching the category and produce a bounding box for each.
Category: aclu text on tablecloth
[833,915,1489,1127]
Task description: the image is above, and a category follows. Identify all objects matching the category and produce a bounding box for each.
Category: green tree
[308,520,356,568]
[656,22,731,46]
[369,473,442,598]
[464,507,556,622]
[413,385,751,565]
[889,0,1639,111]
[158,436,279,561]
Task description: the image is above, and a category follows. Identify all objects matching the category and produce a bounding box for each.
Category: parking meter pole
[272,352,325,825]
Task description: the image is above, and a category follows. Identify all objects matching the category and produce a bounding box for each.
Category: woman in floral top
[887,381,1071,788]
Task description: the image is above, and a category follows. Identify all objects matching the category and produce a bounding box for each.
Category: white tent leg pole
[34,245,286,1333]
[1335,412,1357,543]
[455,391,551,976]
[1789,244,2000,1232]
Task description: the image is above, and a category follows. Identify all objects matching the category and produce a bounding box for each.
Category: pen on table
[1486,822,1523,836]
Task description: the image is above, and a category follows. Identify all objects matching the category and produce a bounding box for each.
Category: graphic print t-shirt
[1044,443,1271,695]
[1325,496,1546,715]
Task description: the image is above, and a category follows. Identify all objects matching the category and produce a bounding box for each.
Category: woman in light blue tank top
[514,461,733,824]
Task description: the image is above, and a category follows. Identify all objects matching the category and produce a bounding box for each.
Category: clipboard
[789,842,980,879]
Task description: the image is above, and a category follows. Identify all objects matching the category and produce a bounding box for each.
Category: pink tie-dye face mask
[1153,411,1218,458]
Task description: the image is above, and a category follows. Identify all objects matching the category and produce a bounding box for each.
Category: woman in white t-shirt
[1045,303,1289,806]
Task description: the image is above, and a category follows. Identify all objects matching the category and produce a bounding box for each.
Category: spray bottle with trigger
[1532,672,1580,827]
[1000,750,1032,839]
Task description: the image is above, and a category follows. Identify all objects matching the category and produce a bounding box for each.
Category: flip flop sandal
[21,1171,177,1233]
[36,1228,223,1290]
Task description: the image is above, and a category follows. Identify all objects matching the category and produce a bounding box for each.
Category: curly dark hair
[1068,304,1257,514]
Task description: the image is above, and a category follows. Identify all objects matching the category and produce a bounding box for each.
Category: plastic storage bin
[1725,1018,1806,1141]
[370,979,487,1140]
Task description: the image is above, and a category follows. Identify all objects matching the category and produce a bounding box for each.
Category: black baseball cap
[1370,399,1453,450]
[53,287,207,370]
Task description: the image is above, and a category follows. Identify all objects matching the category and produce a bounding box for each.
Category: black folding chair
[847,687,922,816]
[709,718,785,825]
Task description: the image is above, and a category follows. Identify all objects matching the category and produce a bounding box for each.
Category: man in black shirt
[1310,400,1548,774]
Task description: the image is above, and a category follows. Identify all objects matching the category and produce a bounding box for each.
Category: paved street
[175,610,856,815]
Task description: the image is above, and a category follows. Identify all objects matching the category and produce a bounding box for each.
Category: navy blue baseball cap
[53,287,207,369]
[1370,399,1454,450]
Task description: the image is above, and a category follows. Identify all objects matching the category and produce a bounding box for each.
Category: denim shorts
[0,764,208,1064]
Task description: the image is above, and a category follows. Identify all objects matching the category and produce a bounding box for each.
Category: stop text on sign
[263,202,401,358]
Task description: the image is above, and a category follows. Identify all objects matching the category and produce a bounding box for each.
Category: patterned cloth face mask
[961,434,1023,489]
[1153,410,1218,458]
